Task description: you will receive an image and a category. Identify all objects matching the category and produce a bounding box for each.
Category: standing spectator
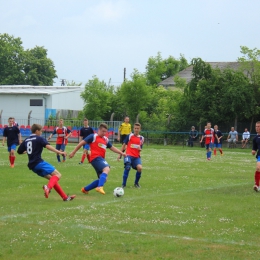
[213,125,223,156]
[117,123,144,188]
[241,128,250,149]
[78,118,94,164]
[17,124,75,201]
[69,123,126,195]
[2,117,22,168]
[252,121,260,192]
[47,119,72,162]
[188,126,198,147]
[200,122,214,160]
[117,116,131,159]
[227,127,238,148]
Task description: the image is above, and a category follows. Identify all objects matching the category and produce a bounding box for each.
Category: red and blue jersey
[203,128,214,145]
[84,134,112,162]
[124,133,144,158]
[52,127,71,145]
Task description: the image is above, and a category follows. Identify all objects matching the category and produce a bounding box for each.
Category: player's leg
[122,156,132,187]
[213,144,217,156]
[133,158,142,187]
[253,159,260,191]
[218,143,223,155]
[10,145,17,167]
[60,144,66,162]
[56,144,61,162]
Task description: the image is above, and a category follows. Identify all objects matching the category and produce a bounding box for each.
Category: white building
[0,85,85,125]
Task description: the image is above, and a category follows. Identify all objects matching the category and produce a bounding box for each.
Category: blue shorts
[32,161,55,177]
[8,144,17,152]
[205,143,213,149]
[56,144,66,151]
[83,144,90,150]
[214,143,222,148]
[124,156,142,170]
[91,157,110,177]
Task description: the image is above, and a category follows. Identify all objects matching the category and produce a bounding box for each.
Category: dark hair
[99,123,108,130]
[31,124,42,133]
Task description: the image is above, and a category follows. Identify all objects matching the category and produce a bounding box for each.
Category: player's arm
[18,132,22,144]
[47,130,56,141]
[110,145,126,157]
[66,129,72,139]
[2,136,6,146]
[200,134,205,142]
[46,144,67,156]
[69,140,87,158]
[117,126,122,141]
[17,141,26,154]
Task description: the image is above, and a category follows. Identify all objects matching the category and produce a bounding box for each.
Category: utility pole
[123,68,126,82]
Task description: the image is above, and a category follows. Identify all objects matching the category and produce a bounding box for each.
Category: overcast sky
[1,0,260,86]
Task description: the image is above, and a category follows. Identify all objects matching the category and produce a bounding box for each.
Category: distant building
[158,62,241,89]
[0,85,84,125]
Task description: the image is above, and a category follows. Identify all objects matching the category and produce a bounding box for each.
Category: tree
[81,76,113,120]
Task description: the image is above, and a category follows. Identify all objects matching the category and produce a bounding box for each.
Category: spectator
[227,127,238,148]
[188,126,198,147]
[241,128,250,149]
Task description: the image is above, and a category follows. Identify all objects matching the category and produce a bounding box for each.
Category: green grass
[0,144,259,260]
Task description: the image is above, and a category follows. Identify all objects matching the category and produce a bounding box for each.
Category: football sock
[47,175,59,189]
[9,155,11,164]
[98,173,108,187]
[87,154,90,163]
[219,149,223,154]
[62,155,66,161]
[53,183,67,199]
[57,155,61,162]
[81,154,86,163]
[85,179,99,191]
[254,171,260,186]
[135,171,141,184]
[209,151,212,158]
[123,169,130,186]
[213,149,217,155]
[10,155,15,164]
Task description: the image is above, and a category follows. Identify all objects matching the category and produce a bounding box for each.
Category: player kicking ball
[17,124,75,201]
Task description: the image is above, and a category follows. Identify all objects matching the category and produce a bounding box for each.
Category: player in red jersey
[47,119,72,162]
[69,123,126,195]
[200,122,214,160]
[117,123,144,188]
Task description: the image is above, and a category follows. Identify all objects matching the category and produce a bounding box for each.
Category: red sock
[219,149,223,154]
[10,156,15,164]
[255,171,260,186]
[81,154,86,163]
[87,154,90,163]
[47,175,59,189]
[53,183,67,200]
[213,149,216,155]
[9,155,11,163]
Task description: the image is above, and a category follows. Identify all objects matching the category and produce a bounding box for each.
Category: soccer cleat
[10,164,14,168]
[134,183,141,188]
[207,158,211,160]
[253,185,260,192]
[221,153,223,156]
[62,160,66,162]
[63,195,76,201]
[95,186,105,195]
[122,185,126,188]
[81,187,89,194]
[43,185,50,198]
[79,162,83,164]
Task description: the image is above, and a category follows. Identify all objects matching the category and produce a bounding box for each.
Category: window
[30,99,43,106]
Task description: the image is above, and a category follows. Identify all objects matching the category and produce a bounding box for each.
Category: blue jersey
[3,125,20,146]
[17,134,49,170]
[214,130,223,144]
[252,135,260,157]
[79,126,94,139]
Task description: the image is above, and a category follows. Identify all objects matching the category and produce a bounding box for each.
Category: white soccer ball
[113,187,124,197]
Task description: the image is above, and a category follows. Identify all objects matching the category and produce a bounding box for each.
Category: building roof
[158,62,241,87]
[0,85,83,95]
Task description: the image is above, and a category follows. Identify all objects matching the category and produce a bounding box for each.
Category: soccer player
[78,118,94,164]
[117,116,131,159]
[200,122,214,160]
[117,123,144,188]
[2,117,22,168]
[213,125,223,156]
[241,128,250,149]
[47,119,71,162]
[69,123,126,195]
[252,122,260,192]
[17,124,75,201]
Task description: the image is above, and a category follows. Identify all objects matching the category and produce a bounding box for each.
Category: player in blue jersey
[252,121,260,192]
[2,117,22,168]
[17,124,76,201]
[78,118,94,164]
[213,125,223,156]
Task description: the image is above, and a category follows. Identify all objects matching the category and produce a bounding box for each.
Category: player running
[117,123,144,188]
[17,124,75,201]
[78,118,94,164]
[69,123,126,195]
[200,122,214,160]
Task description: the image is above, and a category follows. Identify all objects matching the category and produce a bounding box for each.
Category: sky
[1,0,260,86]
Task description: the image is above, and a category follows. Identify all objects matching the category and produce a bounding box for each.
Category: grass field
[0,143,259,260]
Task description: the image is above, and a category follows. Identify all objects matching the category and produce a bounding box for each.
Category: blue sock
[209,151,212,158]
[57,155,60,162]
[123,169,130,186]
[62,155,66,161]
[98,173,107,187]
[135,171,141,184]
[85,179,99,191]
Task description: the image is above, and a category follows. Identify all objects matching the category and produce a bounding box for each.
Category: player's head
[59,119,64,127]
[31,124,42,135]
[83,118,88,126]
[255,122,260,134]
[8,117,14,126]
[133,123,141,135]
[98,123,108,137]
[214,125,218,130]
[231,127,235,131]
[206,122,211,129]
[124,116,130,123]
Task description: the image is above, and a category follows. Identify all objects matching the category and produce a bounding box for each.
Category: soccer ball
[113,187,124,197]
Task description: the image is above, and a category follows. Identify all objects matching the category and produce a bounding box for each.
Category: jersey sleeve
[41,137,50,147]
[84,134,94,143]
[107,141,112,149]
[67,128,71,134]
[17,141,26,154]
